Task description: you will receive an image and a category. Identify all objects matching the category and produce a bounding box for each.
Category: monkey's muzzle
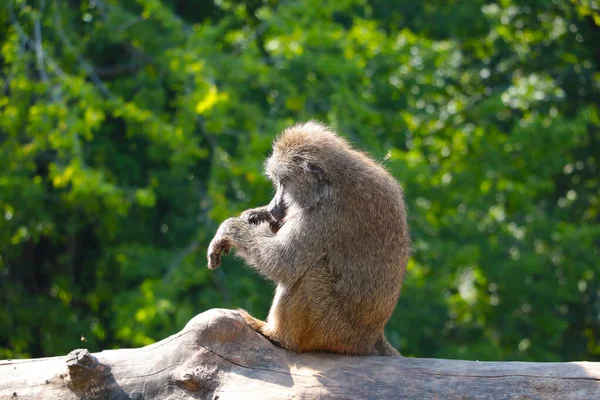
[267,193,287,224]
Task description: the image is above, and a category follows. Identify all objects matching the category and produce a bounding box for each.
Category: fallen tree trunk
[0,309,598,399]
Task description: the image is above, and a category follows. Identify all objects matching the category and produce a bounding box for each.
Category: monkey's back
[320,153,408,345]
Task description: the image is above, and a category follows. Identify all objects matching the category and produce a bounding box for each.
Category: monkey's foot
[236,309,284,348]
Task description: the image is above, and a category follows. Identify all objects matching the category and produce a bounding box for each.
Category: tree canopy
[1,0,599,362]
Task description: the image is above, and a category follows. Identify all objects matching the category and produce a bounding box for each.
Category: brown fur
[207,121,410,356]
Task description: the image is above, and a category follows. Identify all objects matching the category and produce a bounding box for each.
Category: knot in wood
[177,373,201,391]
[173,364,220,396]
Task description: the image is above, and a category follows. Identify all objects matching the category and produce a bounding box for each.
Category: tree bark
[0,309,598,399]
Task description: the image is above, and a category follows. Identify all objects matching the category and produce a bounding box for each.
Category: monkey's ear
[304,162,331,189]
[298,159,321,175]
[292,156,328,182]
[304,162,322,175]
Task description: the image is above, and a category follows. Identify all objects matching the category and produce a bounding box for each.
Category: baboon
[207,121,410,356]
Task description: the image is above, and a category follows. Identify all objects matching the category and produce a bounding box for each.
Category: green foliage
[0,0,598,361]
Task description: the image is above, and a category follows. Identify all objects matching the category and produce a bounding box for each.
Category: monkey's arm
[207,217,313,283]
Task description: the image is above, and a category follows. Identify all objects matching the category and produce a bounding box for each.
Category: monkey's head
[264,121,356,224]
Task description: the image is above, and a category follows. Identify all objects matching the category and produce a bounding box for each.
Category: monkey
[207,121,410,356]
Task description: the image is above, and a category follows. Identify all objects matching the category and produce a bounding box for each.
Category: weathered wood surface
[0,309,598,399]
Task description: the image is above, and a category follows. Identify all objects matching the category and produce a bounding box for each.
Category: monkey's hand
[207,218,246,270]
[241,207,275,225]
[207,236,230,270]
[241,207,281,234]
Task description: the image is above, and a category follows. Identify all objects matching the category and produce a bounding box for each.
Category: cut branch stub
[63,349,111,398]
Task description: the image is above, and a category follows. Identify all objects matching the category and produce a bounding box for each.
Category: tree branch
[52,0,114,99]
[33,0,49,82]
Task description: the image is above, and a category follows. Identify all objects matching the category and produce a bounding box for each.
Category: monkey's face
[265,150,331,219]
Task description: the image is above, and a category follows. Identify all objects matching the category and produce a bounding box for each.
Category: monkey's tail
[374,335,401,356]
